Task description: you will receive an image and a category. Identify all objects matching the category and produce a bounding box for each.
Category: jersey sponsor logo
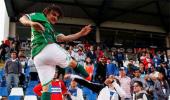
[50,86,62,94]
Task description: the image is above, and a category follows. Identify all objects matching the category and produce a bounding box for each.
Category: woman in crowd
[33,71,67,100]
[84,57,94,81]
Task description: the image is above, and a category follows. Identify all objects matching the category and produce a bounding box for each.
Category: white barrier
[10,87,24,96]
[24,95,37,100]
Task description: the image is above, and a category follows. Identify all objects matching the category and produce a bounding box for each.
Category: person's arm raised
[57,24,92,42]
[19,15,45,32]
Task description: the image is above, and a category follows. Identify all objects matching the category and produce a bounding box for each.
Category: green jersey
[26,13,61,58]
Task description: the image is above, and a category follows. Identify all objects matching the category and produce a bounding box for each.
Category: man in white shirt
[116,67,131,100]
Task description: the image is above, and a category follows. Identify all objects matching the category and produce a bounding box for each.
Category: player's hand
[30,22,45,32]
[79,24,92,36]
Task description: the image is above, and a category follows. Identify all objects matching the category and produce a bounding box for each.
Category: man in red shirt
[33,72,67,100]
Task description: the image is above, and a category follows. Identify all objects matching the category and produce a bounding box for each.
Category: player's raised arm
[57,24,92,42]
[19,15,45,32]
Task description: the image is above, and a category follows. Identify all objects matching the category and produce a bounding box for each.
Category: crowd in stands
[0,39,170,100]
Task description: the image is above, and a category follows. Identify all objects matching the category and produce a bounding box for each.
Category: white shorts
[33,43,71,85]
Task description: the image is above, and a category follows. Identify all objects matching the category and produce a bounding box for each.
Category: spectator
[0,41,9,62]
[97,75,126,100]
[149,67,159,82]
[106,58,119,76]
[27,58,38,81]
[154,72,170,100]
[127,59,137,78]
[115,49,124,67]
[4,51,22,93]
[66,79,84,100]
[56,66,65,80]
[74,45,86,66]
[131,69,146,93]
[33,72,67,100]
[95,56,107,84]
[18,53,28,87]
[138,63,146,78]
[103,47,110,59]
[110,51,117,64]
[68,45,76,58]
[160,51,168,63]
[83,41,90,52]
[126,50,136,61]
[152,55,161,68]
[159,62,169,80]
[144,74,155,100]
[95,46,104,62]
[10,40,20,53]
[116,67,131,100]
[84,57,94,81]
[86,45,96,63]
[132,81,149,100]
[143,53,153,71]
[140,52,146,63]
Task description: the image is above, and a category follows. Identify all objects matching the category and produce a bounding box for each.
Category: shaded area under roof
[4,0,170,33]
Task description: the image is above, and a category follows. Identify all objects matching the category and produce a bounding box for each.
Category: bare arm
[57,25,92,42]
[19,15,33,26]
[19,15,45,32]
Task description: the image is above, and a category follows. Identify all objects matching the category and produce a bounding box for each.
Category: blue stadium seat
[25,81,39,95]
[8,96,23,100]
[25,87,35,95]
[0,87,8,96]
[86,93,97,100]
[82,87,92,96]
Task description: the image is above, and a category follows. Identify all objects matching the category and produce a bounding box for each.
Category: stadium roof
[4,0,170,33]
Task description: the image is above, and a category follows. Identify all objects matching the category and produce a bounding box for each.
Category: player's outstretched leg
[69,59,89,78]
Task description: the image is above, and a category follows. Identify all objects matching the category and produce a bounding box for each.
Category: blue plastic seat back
[0,87,8,96]
[25,87,35,95]
[8,96,23,100]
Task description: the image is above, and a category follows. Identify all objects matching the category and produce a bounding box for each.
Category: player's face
[47,11,60,24]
